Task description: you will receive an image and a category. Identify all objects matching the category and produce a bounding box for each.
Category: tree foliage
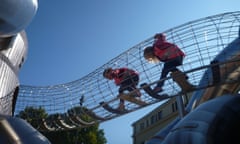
[16,106,47,128]
[44,124,106,144]
[17,106,107,144]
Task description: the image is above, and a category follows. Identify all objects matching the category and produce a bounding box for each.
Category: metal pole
[176,95,185,118]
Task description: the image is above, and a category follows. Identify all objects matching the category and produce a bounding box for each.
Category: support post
[176,95,186,118]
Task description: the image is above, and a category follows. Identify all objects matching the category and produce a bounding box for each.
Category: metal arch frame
[146,31,240,144]
[12,11,240,132]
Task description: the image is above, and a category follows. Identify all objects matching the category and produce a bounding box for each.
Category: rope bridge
[14,11,240,131]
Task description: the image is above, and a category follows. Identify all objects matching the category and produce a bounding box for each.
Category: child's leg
[118,99,125,110]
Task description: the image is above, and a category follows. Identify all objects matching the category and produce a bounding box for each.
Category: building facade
[132,94,192,144]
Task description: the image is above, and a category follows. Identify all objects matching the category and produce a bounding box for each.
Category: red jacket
[153,38,185,62]
[112,68,138,85]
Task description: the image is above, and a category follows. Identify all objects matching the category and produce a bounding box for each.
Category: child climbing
[143,33,191,93]
[103,67,141,110]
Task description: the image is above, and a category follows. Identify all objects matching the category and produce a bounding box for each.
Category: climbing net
[15,11,240,131]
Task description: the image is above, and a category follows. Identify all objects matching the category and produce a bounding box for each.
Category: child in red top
[103,67,141,110]
[144,33,186,93]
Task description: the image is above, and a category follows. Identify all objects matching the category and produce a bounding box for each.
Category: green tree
[17,106,107,144]
[44,123,106,144]
[16,106,48,128]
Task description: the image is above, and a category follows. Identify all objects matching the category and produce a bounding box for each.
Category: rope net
[15,11,240,131]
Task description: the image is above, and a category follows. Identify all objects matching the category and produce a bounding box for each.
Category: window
[171,101,178,112]
[158,111,162,120]
[171,103,175,112]
[150,115,157,124]
[146,119,149,127]
[140,122,145,130]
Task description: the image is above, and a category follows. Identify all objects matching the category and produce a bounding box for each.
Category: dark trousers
[119,74,139,103]
[157,56,183,88]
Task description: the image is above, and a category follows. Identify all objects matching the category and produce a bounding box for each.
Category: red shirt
[153,39,185,62]
[112,68,138,85]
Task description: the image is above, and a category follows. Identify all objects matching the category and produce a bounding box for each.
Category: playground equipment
[0,0,51,143]
[14,11,240,135]
[146,25,240,144]
[0,2,240,143]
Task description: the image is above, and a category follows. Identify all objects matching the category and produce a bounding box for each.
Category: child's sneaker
[134,89,142,97]
[153,87,163,93]
[117,103,125,111]
[135,97,142,101]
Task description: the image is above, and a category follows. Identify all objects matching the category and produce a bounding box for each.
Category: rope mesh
[14,11,240,131]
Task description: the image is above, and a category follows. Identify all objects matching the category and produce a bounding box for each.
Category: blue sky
[19,0,240,143]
